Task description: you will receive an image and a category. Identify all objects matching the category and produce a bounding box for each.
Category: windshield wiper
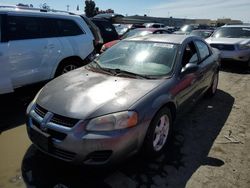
[112,69,150,79]
[86,60,115,75]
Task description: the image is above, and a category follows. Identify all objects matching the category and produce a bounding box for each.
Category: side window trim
[194,39,211,64]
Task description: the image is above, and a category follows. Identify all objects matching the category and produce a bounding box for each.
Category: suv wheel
[55,59,81,77]
[142,107,173,157]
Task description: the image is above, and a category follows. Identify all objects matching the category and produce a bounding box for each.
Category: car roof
[133,28,167,32]
[191,29,213,32]
[125,34,191,44]
[0,5,80,18]
[222,25,250,28]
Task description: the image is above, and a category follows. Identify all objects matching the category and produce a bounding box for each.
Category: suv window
[7,16,84,41]
[194,40,210,61]
[8,16,41,40]
[57,19,84,36]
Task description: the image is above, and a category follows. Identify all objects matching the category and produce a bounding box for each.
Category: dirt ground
[0,63,249,188]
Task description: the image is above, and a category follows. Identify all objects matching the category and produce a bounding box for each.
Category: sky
[1,0,250,23]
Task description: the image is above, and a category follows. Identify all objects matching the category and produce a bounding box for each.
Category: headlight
[86,111,138,131]
[26,88,43,114]
[238,43,250,50]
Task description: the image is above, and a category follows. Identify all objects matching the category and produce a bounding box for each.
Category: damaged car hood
[36,67,164,120]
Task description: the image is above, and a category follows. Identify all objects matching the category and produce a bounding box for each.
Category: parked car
[175,24,210,35]
[206,25,250,67]
[90,17,119,51]
[26,34,220,165]
[143,23,165,28]
[113,24,131,37]
[190,29,214,39]
[0,5,95,94]
[101,28,170,52]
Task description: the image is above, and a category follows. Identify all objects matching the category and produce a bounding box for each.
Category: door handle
[44,44,55,49]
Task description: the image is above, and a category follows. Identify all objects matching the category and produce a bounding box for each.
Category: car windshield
[191,30,212,38]
[180,25,194,32]
[94,41,178,77]
[212,27,250,38]
[121,30,152,39]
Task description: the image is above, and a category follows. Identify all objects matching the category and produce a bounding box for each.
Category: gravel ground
[0,63,249,188]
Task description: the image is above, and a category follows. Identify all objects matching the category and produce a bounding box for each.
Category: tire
[55,59,81,77]
[142,107,173,157]
[206,72,219,97]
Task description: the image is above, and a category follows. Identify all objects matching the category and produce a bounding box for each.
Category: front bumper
[218,49,250,62]
[26,107,144,165]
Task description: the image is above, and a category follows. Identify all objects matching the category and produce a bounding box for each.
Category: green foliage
[84,0,97,17]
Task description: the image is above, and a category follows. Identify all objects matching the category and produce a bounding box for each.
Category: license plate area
[30,128,51,152]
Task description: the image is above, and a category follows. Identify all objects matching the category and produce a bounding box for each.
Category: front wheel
[142,107,173,157]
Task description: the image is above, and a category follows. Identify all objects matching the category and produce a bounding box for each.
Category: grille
[51,147,76,161]
[47,129,67,141]
[34,104,47,118]
[210,43,235,51]
[85,150,112,162]
[50,114,79,128]
[31,119,67,141]
[34,104,79,128]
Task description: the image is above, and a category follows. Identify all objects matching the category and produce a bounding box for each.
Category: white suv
[0,6,95,94]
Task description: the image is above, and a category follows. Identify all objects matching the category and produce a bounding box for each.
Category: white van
[0,6,95,94]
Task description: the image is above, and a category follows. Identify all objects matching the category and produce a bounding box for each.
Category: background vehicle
[206,25,250,67]
[175,24,210,35]
[90,17,119,52]
[26,35,220,165]
[101,28,170,52]
[143,23,165,28]
[190,29,214,39]
[0,5,95,94]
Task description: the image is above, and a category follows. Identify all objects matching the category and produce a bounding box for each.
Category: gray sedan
[26,34,220,165]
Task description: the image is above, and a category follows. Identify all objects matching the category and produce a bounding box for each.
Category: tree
[40,3,50,10]
[84,0,96,17]
[17,3,29,7]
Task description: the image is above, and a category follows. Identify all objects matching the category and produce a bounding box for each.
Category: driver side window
[182,41,198,67]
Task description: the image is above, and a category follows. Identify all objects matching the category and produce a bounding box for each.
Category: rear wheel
[55,59,82,77]
[142,107,173,157]
[207,72,219,97]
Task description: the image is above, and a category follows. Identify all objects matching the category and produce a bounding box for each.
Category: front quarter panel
[128,78,177,147]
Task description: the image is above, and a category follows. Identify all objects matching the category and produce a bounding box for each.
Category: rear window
[57,19,84,36]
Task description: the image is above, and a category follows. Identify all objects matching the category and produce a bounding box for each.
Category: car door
[193,40,214,96]
[174,41,201,113]
[0,14,14,94]
[6,14,61,88]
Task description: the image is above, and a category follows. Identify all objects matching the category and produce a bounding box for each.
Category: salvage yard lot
[0,63,250,188]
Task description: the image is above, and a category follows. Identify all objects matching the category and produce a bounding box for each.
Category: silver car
[206,25,250,67]
[26,35,220,165]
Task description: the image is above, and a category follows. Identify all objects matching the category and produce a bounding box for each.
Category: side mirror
[181,63,198,75]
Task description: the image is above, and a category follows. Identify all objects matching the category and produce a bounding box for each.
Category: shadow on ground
[21,90,234,188]
[0,83,45,133]
[220,61,250,74]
